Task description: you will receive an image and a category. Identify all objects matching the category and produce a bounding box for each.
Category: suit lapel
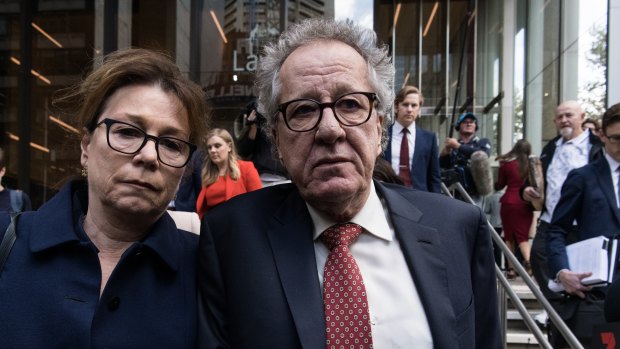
[375,182,458,348]
[266,189,326,348]
[411,128,425,172]
[593,158,620,225]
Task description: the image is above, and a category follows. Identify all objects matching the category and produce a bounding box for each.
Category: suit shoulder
[207,183,296,217]
[417,127,437,139]
[380,182,480,214]
[567,161,596,178]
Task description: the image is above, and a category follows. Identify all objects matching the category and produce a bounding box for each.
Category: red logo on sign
[601,332,616,349]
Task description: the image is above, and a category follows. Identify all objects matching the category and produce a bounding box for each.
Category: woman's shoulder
[237,159,255,166]
[499,158,517,166]
[237,159,258,170]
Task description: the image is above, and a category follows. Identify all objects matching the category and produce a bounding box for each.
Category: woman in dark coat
[0,49,208,348]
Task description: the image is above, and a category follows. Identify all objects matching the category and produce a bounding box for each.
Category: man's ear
[80,129,91,168]
[0,166,6,177]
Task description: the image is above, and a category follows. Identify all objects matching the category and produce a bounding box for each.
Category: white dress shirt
[541,130,591,223]
[604,151,620,208]
[390,121,416,175]
[308,182,433,349]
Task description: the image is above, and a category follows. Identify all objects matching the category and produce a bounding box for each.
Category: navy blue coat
[197,181,501,349]
[547,156,620,276]
[0,180,199,348]
[383,125,442,192]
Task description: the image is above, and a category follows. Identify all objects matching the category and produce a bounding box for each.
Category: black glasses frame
[96,118,197,168]
[605,133,620,144]
[277,92,378,132]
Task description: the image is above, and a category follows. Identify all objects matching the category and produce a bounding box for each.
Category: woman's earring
[81,165,88,177]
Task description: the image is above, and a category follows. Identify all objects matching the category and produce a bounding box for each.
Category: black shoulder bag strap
[0,212,21,274]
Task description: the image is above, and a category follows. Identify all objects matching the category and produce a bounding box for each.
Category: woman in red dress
[495,139,534,278]
[196,128,262,218]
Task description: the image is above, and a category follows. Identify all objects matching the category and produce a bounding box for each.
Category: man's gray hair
[255,18,394,150]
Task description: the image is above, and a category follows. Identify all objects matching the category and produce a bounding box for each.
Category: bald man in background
[521,101,603,343]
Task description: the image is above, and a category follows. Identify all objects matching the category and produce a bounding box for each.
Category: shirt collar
[394,120,416,134]
[604,150,620,172]
[29,180,183,273]
[307,181,393,242]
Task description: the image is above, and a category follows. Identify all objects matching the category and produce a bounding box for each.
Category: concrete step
[503,275,550,348]
[506,329,546,349]
[507,309,547,332]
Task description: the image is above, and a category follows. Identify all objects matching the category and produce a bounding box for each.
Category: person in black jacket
[0,147,32,213]
[236,100,289,187]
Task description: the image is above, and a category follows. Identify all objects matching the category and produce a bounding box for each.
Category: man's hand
[440,138,460,156]
[522,186,541,202]
[246,110,257,124]
[557,269,593,298]
[244,110,258,140]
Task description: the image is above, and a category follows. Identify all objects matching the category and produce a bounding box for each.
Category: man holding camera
[236,100,289,187]
[440,112,492,200]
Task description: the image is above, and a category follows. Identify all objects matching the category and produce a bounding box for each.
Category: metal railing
[441,182,584,349]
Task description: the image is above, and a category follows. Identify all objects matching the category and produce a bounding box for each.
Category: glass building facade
[0,0,333,208]
[374,0,613,158]
[0,0,616,208]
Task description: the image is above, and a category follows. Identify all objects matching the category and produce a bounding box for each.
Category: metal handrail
[441,182,584,349]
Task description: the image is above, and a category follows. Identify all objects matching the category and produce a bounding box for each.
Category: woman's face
[207,135,232,168]
[80,84,190,218]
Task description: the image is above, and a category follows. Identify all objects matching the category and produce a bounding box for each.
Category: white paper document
[548,236,616,293]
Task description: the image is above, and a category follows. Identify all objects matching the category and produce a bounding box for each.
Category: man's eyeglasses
[277,92,377,132]
[96,118,196,168]
[605,134,620,144]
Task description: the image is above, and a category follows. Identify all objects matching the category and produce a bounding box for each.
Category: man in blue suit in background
[383,86,441,192]
[547,103,620,347]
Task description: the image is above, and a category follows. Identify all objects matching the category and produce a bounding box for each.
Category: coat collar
[265,187,326,349]
[28,180,184,273]
[592,156,620,225]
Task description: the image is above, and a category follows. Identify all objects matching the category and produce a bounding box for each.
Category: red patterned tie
[321,223,373,349]
[399,128,412,187]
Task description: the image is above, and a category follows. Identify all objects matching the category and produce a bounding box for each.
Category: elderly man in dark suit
[546,103,620,346]
[197,18,501,349]
[383,86,441,192]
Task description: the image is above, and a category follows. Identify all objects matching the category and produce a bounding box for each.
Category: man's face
[602,122,620,162]
[395,93,420,127]
[275,40,383,213]
[554,101,585,140]
[459,117,477,137]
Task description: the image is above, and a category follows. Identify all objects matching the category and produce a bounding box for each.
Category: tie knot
[402,128,409,134]
[320,223,363,250]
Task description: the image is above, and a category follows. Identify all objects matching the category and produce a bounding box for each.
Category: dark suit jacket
[383,124,441,192]
[197,182,501,349]
[547,156,620,276]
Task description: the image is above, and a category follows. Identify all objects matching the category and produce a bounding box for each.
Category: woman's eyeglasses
[95,118,196,168]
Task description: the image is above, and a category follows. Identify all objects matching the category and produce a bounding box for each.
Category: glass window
[1,1,95,207]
